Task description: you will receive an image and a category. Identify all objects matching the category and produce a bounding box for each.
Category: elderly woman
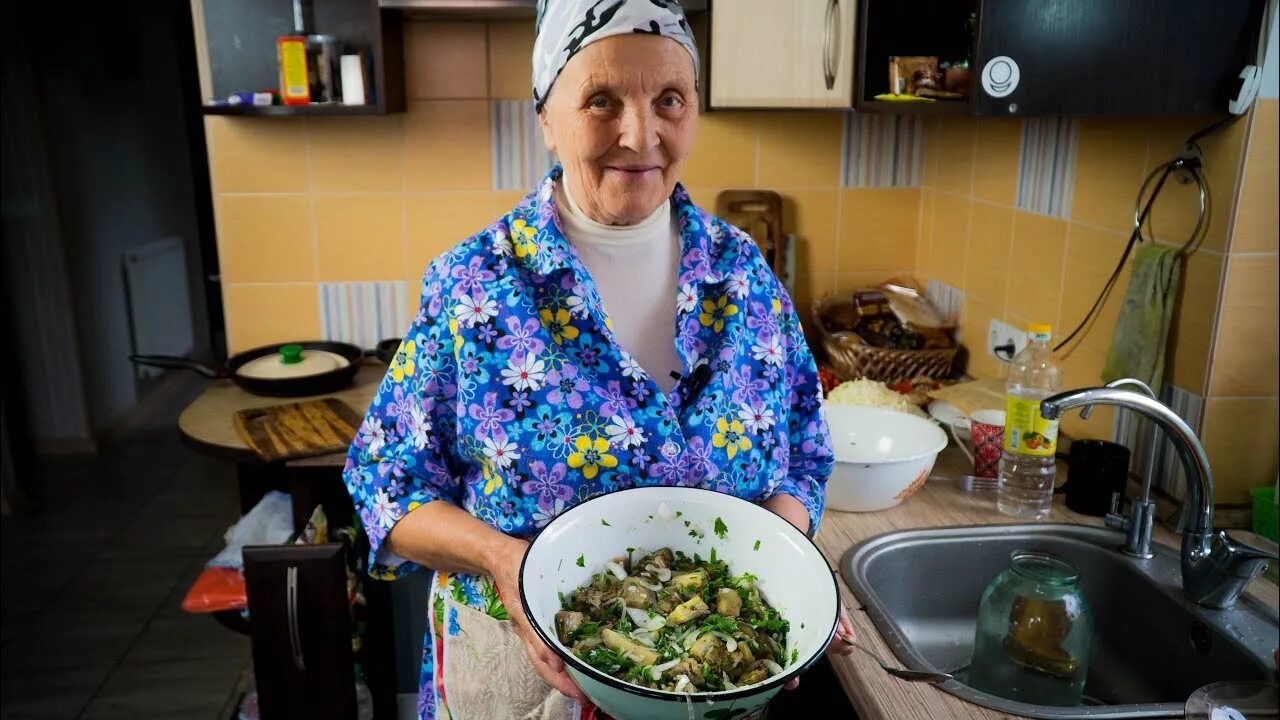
[344,1,850,717]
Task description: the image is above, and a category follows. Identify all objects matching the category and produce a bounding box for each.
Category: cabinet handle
[287,565,306,671]
[823,0,839,90]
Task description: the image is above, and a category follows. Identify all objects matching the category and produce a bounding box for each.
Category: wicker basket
[812,294,958,383]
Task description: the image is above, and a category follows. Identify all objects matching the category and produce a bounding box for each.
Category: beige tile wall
[916,111,1251,444]
[205,19,916,354]
[1201,99,1279,504]
[199,16,1277,506]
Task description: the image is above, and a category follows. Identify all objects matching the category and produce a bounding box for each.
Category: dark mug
[1056,440,1131,516]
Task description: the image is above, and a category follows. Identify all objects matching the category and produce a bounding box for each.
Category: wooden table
[178,360,384,466]
[814,447,1280,720]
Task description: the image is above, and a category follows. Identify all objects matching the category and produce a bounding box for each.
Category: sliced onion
[633,577,663,592]
[649,659,680,680]
[721,672,737,690]
[673,674,691,693]
[762,659,784,676]
[712,631,737,652]
[658,502,675,520]
[576,636,602,649]
[625,651,648,664]
[605,560,628,581]
[643,615,666,632]
[643,563,673,583]
[681,629,701,650]
[625,606,650,626]
[629,629,656,647]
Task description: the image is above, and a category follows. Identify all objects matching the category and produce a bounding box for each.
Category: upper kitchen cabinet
[199,0,405,116]
[970,0,1266,117]
[709,0,858,109]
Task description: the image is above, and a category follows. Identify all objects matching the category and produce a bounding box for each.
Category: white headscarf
[532,0,700,112]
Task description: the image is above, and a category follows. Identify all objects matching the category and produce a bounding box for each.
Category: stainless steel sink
[842,524,1279,718]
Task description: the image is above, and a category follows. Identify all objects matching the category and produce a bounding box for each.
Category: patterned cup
[950,409,1007,479]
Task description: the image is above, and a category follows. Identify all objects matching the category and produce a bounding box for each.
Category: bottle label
[1003,395,1059,456]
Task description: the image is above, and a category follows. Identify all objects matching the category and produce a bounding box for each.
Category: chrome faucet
[1080,378,1159,559]
[1041,382,1278,609]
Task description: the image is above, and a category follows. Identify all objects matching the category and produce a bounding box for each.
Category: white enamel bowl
[520,486,839,720]
[824,405,949,512]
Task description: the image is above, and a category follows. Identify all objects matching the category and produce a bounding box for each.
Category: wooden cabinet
[709,0,857,108]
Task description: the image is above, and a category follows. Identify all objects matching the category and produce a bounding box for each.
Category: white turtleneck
[556,178,682,394]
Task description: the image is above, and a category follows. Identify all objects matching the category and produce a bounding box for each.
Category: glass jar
[969,550,1093,706]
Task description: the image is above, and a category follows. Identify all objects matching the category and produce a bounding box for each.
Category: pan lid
[238,344,350,380]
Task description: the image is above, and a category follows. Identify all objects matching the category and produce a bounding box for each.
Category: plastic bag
[181,566,247,614]
[208,491,294,569]
[182,491,294,614]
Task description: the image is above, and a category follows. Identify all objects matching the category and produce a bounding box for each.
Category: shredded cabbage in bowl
[826,379,928,418]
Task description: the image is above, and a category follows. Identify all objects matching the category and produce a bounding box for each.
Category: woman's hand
[486,535,587,704]
[828,596,856,657]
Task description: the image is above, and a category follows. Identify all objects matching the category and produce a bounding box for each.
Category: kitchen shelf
[201,103,386,117]
[859,99,971,115]
[198,0,404,117]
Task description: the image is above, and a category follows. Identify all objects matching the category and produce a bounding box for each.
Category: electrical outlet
[989,319,1028,362]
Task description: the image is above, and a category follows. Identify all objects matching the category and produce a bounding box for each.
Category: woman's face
[538,34,698,226]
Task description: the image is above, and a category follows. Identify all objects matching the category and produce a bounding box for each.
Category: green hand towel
[1102,244,1182,389]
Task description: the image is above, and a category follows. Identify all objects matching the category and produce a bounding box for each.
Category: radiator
[123,238,194,379]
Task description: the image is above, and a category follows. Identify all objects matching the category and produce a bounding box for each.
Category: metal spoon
[844,636,955,684]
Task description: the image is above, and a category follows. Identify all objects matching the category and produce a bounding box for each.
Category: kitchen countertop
[812,446,1280,720]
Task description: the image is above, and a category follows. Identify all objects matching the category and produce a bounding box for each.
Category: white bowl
[520,486,839,720]
[824,404,949,512]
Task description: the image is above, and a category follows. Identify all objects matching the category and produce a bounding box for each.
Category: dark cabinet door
[971,0,1263,116]
[244,543,355,720]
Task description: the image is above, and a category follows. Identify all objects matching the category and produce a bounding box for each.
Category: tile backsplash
[204,18,921,356]
[917,101,1277,505]
[198,19,1277,508]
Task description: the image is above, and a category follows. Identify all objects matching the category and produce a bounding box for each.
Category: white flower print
[492,228,512,257]
[738,404,776,433]
[482,436,520,469]
[566,282,591,318]
[372,487,399,528]
[405,402,432,450]
[606,413,647,449]
[752,335,785,367]
[725,272,750,299]
[500,354,547,392]
[676,283,698,314]
[533,498,568,528]
[359,416,387,457]
[619,354,646,380]
[455,293,498,327]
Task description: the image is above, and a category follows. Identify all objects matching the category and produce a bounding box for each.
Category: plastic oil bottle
[997,323,1062,520]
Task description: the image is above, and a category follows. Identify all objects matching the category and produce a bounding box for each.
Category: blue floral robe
[343,166,833,719]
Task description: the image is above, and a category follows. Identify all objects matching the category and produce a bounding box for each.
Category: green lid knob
[279,344,304,364]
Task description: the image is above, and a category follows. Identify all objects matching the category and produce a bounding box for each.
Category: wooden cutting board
[716,190,789,287]
[232,398,361,463]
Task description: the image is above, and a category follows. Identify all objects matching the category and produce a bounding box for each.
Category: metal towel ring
[1134,147,1208,256]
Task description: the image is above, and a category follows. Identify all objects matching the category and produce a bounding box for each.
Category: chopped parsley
[714,517,728,539]
[580,646,634,675]
[790,648,799,665]
[576,554,585,567]
[753,539,761,551]
[601,519,611,527]
[700,613,739,635]
[675,511,683,518]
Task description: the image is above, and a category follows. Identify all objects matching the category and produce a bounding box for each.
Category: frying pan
[130,340,365,398]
